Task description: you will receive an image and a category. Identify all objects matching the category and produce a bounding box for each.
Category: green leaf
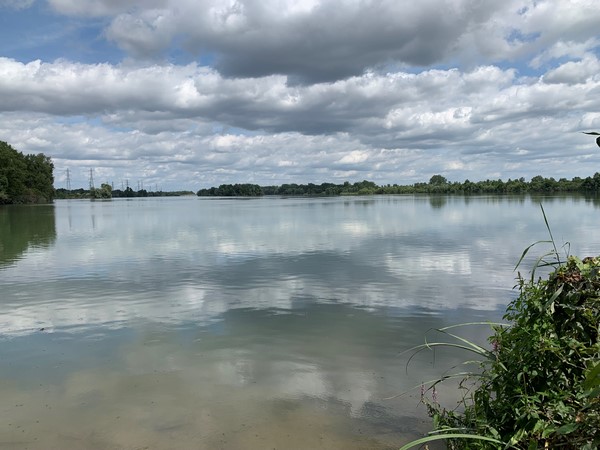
[514,240,552,271]
[583,361,600,390]
[398,433,508,450]
[544,284,563,312]
[540,204,561,265]
[556,423,578,435]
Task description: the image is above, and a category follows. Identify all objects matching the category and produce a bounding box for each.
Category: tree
[429,174,448,185]
[90,183,112,199]
[25,153,55,201]
[0,141,54,204]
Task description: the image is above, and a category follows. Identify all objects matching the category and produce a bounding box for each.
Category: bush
[478,256,600,449]
[403,246,600,449]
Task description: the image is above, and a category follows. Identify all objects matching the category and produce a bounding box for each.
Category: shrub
[402,219,600,449]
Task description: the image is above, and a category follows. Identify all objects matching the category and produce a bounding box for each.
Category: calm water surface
[1,195,599,449]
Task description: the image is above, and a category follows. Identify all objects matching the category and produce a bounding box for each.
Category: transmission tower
[89,168,95,190]
[66,168,71,191]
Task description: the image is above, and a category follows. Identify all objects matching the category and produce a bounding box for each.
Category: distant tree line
[197,184,264,196]
[0,141,54,204]
[196,181,380,197]
[395,173,600,194]
[262,180,379,196]
[197,174,600,197]
[55,187,195,199]
[111,188,195,198]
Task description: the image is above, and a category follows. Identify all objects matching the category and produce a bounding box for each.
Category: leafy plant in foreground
[401,207,600,449]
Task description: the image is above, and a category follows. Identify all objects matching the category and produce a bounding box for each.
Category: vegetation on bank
[91,183,113,199]
[402,218,600,449]
[197,174,600,197]
[0,141,55,204]
[55,187,196,199]
[2,135,599,202]
[197,183,263,196]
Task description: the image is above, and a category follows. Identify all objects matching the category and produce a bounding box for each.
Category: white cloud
[530,38,600,69]
[106,8,177,57]
[82,0,598,82]
[1,1,599,188]
[339,151,368,165]
[543,55,600,85]
[1,54,599,188]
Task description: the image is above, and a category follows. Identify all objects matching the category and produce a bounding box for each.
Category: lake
[1,195,599,449]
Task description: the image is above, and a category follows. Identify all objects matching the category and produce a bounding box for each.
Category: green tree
[91,183,112,199]
[0,141,54,204]
[429,174,448,185]
[24,153,55,201]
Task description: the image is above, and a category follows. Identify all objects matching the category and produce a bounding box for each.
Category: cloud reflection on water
[1,195,599,448]
[1,302,470,449]
[2,195,600,335]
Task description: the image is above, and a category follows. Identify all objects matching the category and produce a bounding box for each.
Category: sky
[0,0,599,191]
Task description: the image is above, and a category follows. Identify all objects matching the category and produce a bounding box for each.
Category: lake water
[1,195,599,449]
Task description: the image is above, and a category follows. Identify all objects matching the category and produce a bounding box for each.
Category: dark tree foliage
[197,174,600,197]
[418,256,600,449]
[0,141,55,204]
[90,183,113,199]
[112,189,194,197]
[197,183,263,196]
[429,174,448,185]
[55,188,195,199]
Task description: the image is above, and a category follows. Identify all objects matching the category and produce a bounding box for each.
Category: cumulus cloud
[1,1,600,188]
[543,55,600,84]
[1,53,599,189]
[107,0,488,82]
[89,0,600,83]
[2,58,599,137]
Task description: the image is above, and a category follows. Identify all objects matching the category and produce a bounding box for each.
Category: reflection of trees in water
[428,195,447,209]
[584,194,600,208]
[425,193,600,208]
[529,193,600,208]
[0,205,56,266]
